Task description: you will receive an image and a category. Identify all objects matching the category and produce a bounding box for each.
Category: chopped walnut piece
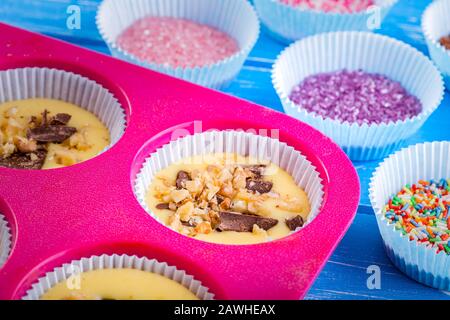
[170,189,190,203]
[16,137,37,153]
[195,221,212,234]
[276,196,305,213]
[0,142,16,158]
[69,130,91,151]
[54,150,78,166]
[177,201,194,222]
[252,224,268,237]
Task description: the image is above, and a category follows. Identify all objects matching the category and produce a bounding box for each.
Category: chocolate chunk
[28,125,77,143]
[0,149,47,170]
[50,113,72,125]
[41,110,50,126]
[156,203,170,210]
[245,165,266,178]
[176,170,191,189]
[216,194,225,204]
[285,215,304,231]
[217,211,278,232]
[246,179,273,194]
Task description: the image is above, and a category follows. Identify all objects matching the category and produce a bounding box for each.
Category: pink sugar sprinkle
[117,17,239,68]
[289,70,423,125]
[280,0,374,13]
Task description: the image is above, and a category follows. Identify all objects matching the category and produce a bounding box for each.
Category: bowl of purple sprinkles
[272,31,444,161]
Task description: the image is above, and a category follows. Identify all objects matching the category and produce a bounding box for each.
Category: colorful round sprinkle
[289,70,423,125]
[383,179,450,255]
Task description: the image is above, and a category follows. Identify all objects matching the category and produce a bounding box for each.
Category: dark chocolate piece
[216,194,225,204]
[242,164,266,178]
[0,149,47,170]
[176,170,191,189]
[246,179,273,194]
[156,203,170,210]
[28,125,77,143]
[285,215,304,231]
[41,110,50,126]
[217,211,278,232]
[50,113,72,125]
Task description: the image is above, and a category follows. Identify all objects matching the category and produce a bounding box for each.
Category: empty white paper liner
[272,32,444,161]
[22,254,214,300]
[97,0,260,89]
[134,130,324,241]
[253,0,398,43]
[0,67,126,157]
[0,213,11,268]
[370,141,450,290]
[422,0,450,91]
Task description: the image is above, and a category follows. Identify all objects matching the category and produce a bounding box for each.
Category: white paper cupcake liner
[0,67,126,162]
[134,130,324,241]
[96,0,260,89]
[369,141,450,290]
[0,213,11,268]
[272,32,445,161]
[22,254,214,300]
[422,0,450,91]
[253,0,397,43]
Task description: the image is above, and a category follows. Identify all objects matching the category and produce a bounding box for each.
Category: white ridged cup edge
[422,0,450,90]
[0,67,126,157]
[22,254,214,300]
[422,0,450,60]
[254,0,398,42]
[134,130,324,242]
[0,213,11,268]
[369,141,450,287]
[96,0,260,89]
[272,32,444,156]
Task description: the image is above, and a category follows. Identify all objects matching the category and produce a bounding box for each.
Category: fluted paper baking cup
[253,0,397,43]
[272,32,444,161]
[0,67,126,159]
[0,213,11,268]
[22,254,214,300]
[422,0,450,91]
[369,141,450,290]
[134,130,324,241]
[97,0,260,89]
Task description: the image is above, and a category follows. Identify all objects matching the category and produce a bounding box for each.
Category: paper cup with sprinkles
[22,254,214,300]
[0,213,11,268]
[422,0,450,91]
[370,141,450,290]
[134,130,324,246]
[272,31,444,161]
[253,0,397,43]
[97,0,260,89]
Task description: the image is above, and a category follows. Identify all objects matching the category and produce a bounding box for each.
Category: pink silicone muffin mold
[0,213,11,269]
[23,254,214,300]
[0,23,360,300]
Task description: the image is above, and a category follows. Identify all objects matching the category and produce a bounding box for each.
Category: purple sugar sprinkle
[288,70,423,125]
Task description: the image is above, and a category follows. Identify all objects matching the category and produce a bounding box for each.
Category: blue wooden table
[1,0,449,300]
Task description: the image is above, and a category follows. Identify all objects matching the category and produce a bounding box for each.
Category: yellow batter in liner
[146,153,311,245]
[41,268,199,300]
[0,98,110,169]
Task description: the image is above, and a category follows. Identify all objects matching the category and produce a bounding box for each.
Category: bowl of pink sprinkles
[97,0,260,89]
[272,31,444,161]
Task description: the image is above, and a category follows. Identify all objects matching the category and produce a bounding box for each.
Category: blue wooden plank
[306,213,450,300]
[1,0,450,300]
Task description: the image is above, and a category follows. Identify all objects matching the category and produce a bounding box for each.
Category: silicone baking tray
[0,23,360,300]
